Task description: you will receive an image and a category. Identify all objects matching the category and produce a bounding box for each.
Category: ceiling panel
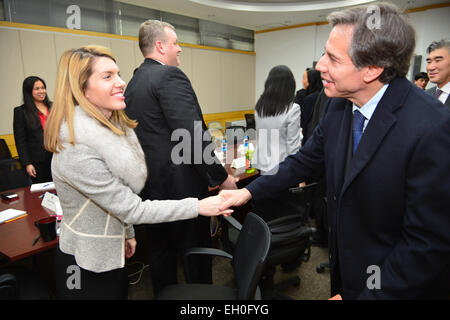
[119,0,447,31]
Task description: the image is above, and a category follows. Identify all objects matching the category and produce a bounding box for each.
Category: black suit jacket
[300,93,317,131]
[13,105,51,166]
[246,77,450,299]
[124,58,227,201]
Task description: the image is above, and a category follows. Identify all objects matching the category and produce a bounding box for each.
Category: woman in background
[13,76,53,183]
[253,65,302,221]
[294,67,310,108]
[300,69,323,145]
[254,65,302,175]
[44,45,232,299]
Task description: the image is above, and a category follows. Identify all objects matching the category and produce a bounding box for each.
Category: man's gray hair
[138,20,175,56]
[327,2,416,83]
[427,39,450,54]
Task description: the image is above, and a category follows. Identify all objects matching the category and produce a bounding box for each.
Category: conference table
[0,145,259,262]
[0,187,58,262]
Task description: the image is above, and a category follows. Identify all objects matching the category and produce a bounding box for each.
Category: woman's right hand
[26,164,36,178]
[198,195,234,217]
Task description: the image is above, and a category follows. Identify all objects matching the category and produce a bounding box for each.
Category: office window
[2,0,254,51]
[3,0,114,33]
[199,20,254,51]
[0,0,4,20]
[113,1,159,38]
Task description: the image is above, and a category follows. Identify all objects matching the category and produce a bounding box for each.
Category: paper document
[231,157,246,169]
[30,182,55,192]
[41,192,63,215]
[0,208,27,224]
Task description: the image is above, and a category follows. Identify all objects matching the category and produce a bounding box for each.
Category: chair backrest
[230,212,271,300]
[0,159,32,192]
[287,182,319,221]
[0,139,12,160]
[0,273,17,299]
[0,267,51,300]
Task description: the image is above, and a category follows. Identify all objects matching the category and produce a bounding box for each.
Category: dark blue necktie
[352,109,366,155]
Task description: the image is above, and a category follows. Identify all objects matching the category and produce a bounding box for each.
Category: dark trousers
[54,247,128,300]
[311,177,328,244]
[146,216,212,296]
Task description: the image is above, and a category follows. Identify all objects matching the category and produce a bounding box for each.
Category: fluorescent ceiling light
[188,0,376,12]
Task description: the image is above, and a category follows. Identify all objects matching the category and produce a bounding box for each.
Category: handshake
[197,188,253,217]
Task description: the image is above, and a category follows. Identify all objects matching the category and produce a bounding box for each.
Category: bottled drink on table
[245,136,255,173]
[221,138,227,163]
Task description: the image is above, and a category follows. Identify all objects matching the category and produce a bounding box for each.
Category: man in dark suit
[425,39,450,108]
[124,20,237,295]
[219,3,450,299]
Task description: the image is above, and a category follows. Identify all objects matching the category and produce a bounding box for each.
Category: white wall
[255,23,330,101]
[255,6,450,100]
[0,25,255,135]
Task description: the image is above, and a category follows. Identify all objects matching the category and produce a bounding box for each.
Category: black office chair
[261,184,317,299]
[0,266,52,300]
[0,159,32,192]
[222,183,317,300]
[0,139,13,160]
[156,212,271,300]
[0,138,31,192]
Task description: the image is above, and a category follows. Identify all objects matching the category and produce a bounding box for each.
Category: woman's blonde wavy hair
[44,45,137,153]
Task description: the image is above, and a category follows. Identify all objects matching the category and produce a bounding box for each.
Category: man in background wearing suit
[426,39,450,108]
[124,20,238,295]
[219,3,450,299]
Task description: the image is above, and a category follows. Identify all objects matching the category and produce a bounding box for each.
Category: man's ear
[363,65,384,83]
[155,40,164,55]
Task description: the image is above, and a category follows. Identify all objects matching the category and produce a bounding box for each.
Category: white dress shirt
[352,84,389,132]
[436,82,450,104]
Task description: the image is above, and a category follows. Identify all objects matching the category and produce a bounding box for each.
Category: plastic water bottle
[243,136,249,149]
[238,136,249,157]
[221,138,227,163]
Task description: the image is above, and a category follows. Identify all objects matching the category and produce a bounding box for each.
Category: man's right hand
[218,188,252,211]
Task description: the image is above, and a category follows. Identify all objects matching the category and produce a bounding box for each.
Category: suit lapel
[429,86,437,96]
[340,78,409,196]
[332,100,353,194]
[341,101,396,195]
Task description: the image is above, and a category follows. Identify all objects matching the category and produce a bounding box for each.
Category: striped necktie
[434,88,443,99]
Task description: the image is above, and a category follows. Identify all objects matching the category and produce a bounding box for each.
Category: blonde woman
[44,45,232,299]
